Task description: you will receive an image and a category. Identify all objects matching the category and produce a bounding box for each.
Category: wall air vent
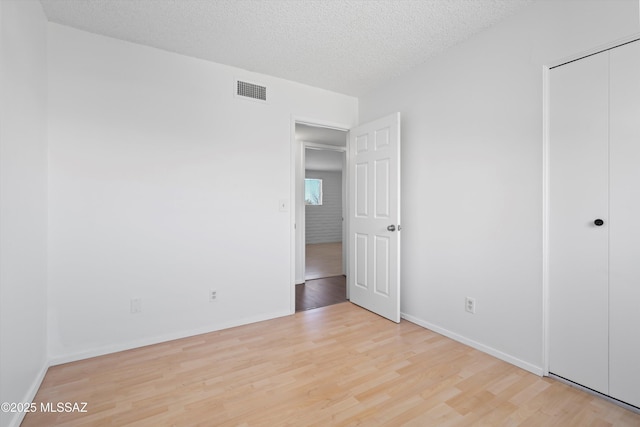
[236,80,267,102]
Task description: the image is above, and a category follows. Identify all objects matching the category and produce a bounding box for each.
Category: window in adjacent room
[305,178,323,205]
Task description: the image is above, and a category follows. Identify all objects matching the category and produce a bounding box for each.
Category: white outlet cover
[130,298,142,314]
[465,297,476,314]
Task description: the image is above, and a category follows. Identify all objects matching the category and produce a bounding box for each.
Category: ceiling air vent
[236,80,267,102]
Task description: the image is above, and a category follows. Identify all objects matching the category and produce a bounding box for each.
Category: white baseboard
[49,309,292,366]
[401,312,544,377]
[6,360,49,427]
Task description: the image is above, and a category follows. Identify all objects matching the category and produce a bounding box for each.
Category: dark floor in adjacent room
[295,275,346,312]
[297,241,346,312]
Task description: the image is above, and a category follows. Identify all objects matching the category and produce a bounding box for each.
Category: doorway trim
[290,116,351,314]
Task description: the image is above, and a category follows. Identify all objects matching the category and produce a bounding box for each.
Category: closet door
[548,52,609,394]
[609,40,640,408]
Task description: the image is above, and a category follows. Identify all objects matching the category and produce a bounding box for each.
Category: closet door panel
[548,52,609,394]
[609,40,640,408]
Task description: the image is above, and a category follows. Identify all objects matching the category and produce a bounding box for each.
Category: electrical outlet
[209,289,217,302]
[130,298,142,314]
[465,297,476,314]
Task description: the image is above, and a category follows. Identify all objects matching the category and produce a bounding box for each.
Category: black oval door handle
[594,219,604,226]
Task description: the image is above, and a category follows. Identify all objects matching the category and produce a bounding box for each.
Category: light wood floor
[305,242,342,280]
[23,303,639,426]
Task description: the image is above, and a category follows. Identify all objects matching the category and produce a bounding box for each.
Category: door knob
[387,225,396,232]
[594,219,604,226]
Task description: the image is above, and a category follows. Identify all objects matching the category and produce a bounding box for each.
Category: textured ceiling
[39,0,533,96]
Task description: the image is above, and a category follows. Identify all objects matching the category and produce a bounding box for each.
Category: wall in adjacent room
[47,23,357,363]
[0,1,49,426]
[359,0,639,373]
[305,170,342,244]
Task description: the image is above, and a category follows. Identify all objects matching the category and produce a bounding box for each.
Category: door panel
[356,134,369,153]
[374,235,390,296]
[609,40,640,408]
[355,163,368,217]
[548,52,609,394]
[349,113,400,322]
[375,159,390,218]
[355,233,368,289]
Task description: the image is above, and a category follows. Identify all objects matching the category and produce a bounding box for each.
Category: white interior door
[348,113,400,322]
[548,52,610,394]
[609,40,640,408]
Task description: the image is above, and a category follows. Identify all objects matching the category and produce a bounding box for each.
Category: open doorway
[294,123,348,311]
[305,148,343,280]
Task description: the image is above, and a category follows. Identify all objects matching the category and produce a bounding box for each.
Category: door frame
[290,117,351,314]
[542,32,640,376]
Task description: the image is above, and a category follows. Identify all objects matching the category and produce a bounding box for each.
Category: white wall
[305,169,343,244]
[359,0,640,373]
[0,1,49,426]
[47,24,357,362]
